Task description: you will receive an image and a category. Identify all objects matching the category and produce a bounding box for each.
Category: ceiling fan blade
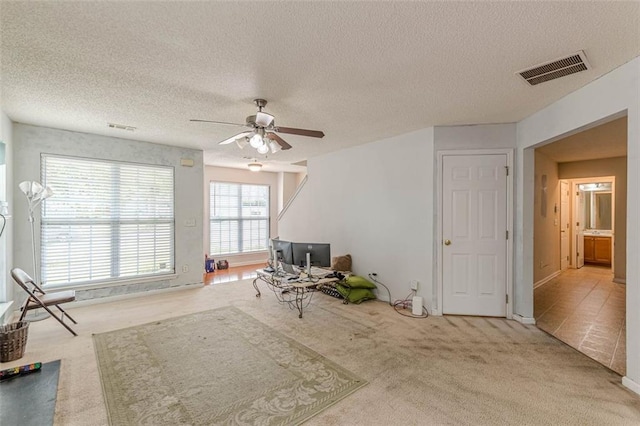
[190,119,247,127]
[255,112,274,127]
[219,131,253,145]
[265,132,292,150]
[275,126,325,138]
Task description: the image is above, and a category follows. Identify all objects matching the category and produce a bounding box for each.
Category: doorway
[532,116,627,374]
[570,178,615,272]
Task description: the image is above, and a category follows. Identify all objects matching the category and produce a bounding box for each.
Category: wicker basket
[0,321,29,362]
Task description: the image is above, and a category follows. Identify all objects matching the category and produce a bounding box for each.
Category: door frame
[560,180,571,271]
[569,176,615,273]
[435,149,514,318]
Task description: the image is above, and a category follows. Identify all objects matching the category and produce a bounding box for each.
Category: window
[41,155,174,286]
[209,182,269,256]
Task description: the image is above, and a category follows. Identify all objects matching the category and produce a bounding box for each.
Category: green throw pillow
[344,275,376,289]
[336,283,377,304]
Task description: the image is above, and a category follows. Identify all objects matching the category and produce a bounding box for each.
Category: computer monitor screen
[292,242,331,268]
[271,239,294,265]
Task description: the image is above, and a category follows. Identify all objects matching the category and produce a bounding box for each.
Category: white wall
[279,127,435,305]
[433,124,517,315]
[278,124,517,309]
[533,151,560,284]
[276,171,301,214]
[279,172,299,213]
[12,124,204,302]
[516,57,640,392]
[434,124,516,151]
[204,165,279,267]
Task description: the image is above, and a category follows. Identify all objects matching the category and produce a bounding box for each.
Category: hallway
[534,265,625,375]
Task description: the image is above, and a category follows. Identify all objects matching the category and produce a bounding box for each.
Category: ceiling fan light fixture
[250,133,264,148]
[269,140,281,153]
[194,98,324,153]
[256,143,269,154]
[248,161,262,172]
[255,111,274,127]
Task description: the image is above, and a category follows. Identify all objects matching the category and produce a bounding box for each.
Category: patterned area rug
[93,306,366,425]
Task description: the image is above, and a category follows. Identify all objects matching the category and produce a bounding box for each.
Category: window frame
[40,154,176,288]
[209,181,270,256]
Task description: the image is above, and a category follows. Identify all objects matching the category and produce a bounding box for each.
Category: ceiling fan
[191,99,325,153]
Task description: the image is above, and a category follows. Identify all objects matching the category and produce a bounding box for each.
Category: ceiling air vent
[517,51,590,86]
[107,122,136,131]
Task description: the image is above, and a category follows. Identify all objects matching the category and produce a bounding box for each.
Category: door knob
[444,239,451,246]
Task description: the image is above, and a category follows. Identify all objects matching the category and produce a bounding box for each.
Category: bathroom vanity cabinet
[583,235,611,265]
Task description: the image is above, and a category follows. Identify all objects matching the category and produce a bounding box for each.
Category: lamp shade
[269,140,281,154]
[256,143,269,154]
[19,181,43,198]
[249,133,264,148]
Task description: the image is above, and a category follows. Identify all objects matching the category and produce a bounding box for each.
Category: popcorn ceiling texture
[1,2,639,172]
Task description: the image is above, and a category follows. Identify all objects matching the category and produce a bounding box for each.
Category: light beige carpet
[9,278,640,425]
[93,306,366,425]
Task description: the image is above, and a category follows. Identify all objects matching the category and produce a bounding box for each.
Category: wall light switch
[184,218,196,227]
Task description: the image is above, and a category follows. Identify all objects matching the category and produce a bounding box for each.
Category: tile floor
[534,265,626,375]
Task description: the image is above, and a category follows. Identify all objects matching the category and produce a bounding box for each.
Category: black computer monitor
[271,238,294,265]
[292,242,331,268]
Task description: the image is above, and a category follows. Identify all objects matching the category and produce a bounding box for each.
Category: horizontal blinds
[209,182,269,256]
[41,155,174,285]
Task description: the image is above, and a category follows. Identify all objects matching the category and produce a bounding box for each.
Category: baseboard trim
[534,270,561,289]
[512,314,536,325]
[613,277,626,285]
[67,282,203,308]
[622,377,640,396]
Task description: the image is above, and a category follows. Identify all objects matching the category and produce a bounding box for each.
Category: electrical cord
[368,273,392,306]
[393,290,429,319]
[369,273,429,319]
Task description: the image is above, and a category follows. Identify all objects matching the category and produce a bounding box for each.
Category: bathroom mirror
[579,182,612,230]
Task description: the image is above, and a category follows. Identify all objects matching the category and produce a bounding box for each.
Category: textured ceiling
[1,2,639,172]
[537,116,628,163]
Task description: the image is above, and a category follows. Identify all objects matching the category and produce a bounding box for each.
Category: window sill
[43,274,179,292]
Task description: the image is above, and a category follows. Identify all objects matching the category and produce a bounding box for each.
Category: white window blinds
[209,182,269,256]
[41,155,175,286]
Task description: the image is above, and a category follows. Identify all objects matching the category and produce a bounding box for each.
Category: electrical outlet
[182,265,189,273]
[410,280,419,291]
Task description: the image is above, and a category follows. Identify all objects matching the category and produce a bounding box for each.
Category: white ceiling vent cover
[517,51,590,86]
[107,122,136,131]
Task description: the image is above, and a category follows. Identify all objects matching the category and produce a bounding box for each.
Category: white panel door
[575,189,586,268]
[442,154,507,316]
[560,180,570,270]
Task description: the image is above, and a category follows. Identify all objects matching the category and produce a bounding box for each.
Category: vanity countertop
[583,230,612,236]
